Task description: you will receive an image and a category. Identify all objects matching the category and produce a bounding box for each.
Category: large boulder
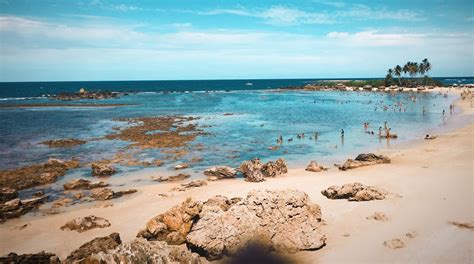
[65,233,122,263]
[0,196,47,223]
[87,238,202,264]
[137,198,203,245]
[203,166,237,179]
[60,215,111,233]
[321,183,387,201]
[0,251,60,264]
[261,158,288,177]
[91,163,116,176]
[186,189,326,260]
[338,153,390,171]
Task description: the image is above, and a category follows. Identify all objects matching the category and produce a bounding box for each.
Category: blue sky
[0,0,473,81]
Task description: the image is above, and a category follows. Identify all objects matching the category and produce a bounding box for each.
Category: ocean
[0,78,465,195]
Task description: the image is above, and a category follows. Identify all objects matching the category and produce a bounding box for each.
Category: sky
[0,0,473,81]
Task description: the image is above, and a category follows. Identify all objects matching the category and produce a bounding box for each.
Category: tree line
[384,59,440,87]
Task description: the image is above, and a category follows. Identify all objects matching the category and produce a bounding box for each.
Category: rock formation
[239,158,288,182]
[1,196,47,223]
[203,166,237,179]
[305,161,328,172]
[137,197,203,245]
[0,251,60,264]
[321,183,388,201]
[41,139,86,148]
[174,163,189,170]
[186,189,326,260]
[152,173,190,182]
[91,162,116,176]
[87,238,202,264]
[338,153,391,170]
[65,233,122,263]
[91,188,137,201]
[60,215,111,233]
[63,179,108,190]
[171,180,207,192]
[0,187,18,203]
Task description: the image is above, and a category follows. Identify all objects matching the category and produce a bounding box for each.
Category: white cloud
[326,31,426,46]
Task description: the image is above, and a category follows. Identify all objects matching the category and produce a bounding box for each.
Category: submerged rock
[87,238,202,264]
[0,187,18,203]
[0,251,60,264]
[60,215,111,233]
[186,189,326,260]
[0,158,79,190]
[338,153,390,171]
[41,138,86,148]
[137,197,203,245]
[305,161,328,173]
[91,163,116,176]
[321,183,388,201]
[63,179,108,190]
[203,166,237,179]
[65,233,122,263]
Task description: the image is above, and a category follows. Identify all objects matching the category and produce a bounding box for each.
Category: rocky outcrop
[65,233,122,263]
[137,198,203,245]
[203,166,237,179]
[261,158,288,177]
[186,189,326,260]
[338,153,390,170]
[171,180,207,192]
[305,161,328,172]
[0,251,60,263]
[91,188,137,201]
[152,173,190,182]
[91,163,116,176]
[63,179,108,190]
[174,163,189,170]
[60,215,111,233]
[239,158,288,182]
[41,139,86,148]
[49,90,123,101]
[87,238,202,264]
[321,183,387,201]
[0,187,18,203]
[1,196,47,223]
[0,158,80,190]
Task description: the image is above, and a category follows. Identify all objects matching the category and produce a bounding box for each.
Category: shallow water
[0,89,458,194]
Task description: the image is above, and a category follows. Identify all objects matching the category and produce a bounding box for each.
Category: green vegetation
[315,79,385,88]
[385,59,442,87]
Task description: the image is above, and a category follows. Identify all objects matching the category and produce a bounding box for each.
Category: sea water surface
[0,80,461,196]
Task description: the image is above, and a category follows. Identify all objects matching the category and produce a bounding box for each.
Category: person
[442,109,445,116]
[422,106,426,115]
[386,128,391,138]
[341,129,344,138]
[378,127,382,137]
[450,104,453,114]
[384,121,387,130]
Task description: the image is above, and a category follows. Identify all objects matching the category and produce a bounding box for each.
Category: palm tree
[402,63,409,85]
[394,65,402,85]
[421,58,431,76]
[385,69,394,86]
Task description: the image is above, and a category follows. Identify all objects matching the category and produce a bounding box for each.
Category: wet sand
[0,89,472,263]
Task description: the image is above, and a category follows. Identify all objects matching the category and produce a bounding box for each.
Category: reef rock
[321,183,387,201]
[0,187,18,203]
[91,163,116,176]
[87,238,202,264]
[65,233,122,263]
[63,179,108,190]
[0,252,60,264]
[91,188,137,201]
[137,197,203,245]
[186,189,326,260]
[338,153,390,170]
[41,138,86,148]
[305,161,328,173]
[61,215,111,233]
[203,166,237,179]
[152,173,190,182]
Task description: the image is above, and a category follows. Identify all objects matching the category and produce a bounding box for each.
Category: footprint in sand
[383,239,405,249]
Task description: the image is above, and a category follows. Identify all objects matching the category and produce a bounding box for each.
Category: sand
[0,89,472,263]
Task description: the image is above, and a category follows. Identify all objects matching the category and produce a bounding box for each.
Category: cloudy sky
[0,0,473,81]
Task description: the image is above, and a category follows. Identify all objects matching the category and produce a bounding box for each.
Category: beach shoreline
[0,88,472,262]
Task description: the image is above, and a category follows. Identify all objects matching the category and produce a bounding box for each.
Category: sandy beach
[0,89,472,263]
